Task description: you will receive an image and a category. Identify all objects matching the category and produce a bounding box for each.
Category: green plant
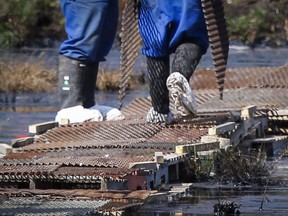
[0,0,63,48]
[225,0,288,46]
[213,147,270,184]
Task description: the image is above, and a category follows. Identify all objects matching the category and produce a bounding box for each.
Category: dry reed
[0,62,146,94]
[0,62,57,93]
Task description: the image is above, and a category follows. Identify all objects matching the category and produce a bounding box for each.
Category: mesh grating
[118,0,142,109]
[201,0,229,99]
[1,58,288,211]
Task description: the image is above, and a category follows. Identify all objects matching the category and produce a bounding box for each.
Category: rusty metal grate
[191,65,288,90]
[0,189,151,214]
[201,0,229,99]
[192,65,288,112]
[1,63,288,203]
[118,0,142,109]
[197,88,288,112]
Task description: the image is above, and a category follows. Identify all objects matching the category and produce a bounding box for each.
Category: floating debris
[214,200,241,215]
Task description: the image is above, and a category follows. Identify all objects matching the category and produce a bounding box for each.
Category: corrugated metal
[0,188,152,214]
[0,198,109,216]
[0,164,60,175]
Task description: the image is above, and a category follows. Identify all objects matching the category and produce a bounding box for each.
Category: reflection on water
[138,186,288,215]
[0,90,149,144]
[1,46,288,144]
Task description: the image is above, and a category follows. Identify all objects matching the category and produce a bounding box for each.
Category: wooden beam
[208,122,236,135]
[29,121,58,134]
[0,143,13,156]
[241,105,257,119]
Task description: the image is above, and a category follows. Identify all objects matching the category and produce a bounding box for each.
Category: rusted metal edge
[118,0,142,109]
[201,0,229,100]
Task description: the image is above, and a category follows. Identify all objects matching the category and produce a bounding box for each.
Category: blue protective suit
[59,0,118,62]
[138,0,209,57]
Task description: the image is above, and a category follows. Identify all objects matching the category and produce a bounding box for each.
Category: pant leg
[59,0,118,62]
[172,42,202,80]
[147,56,170,114]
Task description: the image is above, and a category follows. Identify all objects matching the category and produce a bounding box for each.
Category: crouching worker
[55,0,124,124]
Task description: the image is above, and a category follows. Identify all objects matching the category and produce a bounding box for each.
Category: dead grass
[189,146,271,185]
[0,61,146,95]
[96,68,122,91]
[97,67,146,91]
[0,62,57,93]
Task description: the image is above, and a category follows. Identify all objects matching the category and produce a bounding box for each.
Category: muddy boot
[56,56,103,123]
[146,56,174,123]
[167,43,202,117]
[58,55,99,109]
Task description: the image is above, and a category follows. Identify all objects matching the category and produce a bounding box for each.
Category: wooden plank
[208,122,236,135]
[59,118,70,125]
[0,143,13,156]
[29,121,58,134]
[176,142,220,154]
[241,105,257,119]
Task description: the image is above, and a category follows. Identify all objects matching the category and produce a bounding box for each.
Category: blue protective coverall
[59,0,118,62]
[138,0,209,57]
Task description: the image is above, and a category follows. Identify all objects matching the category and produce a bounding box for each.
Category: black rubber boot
[147,56,170,114]
[172,43,202,80]
[58,55,99,109]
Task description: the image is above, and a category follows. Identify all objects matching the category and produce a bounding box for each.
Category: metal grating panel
[0,198,109,216]
[197,88,288,113]
[0,189,152,214]
[118,0,142,109]
[1,64,288,204]
[0,164,60,175]
[191,66,288,90]
[249,65,288,88]
[201,0,229,99]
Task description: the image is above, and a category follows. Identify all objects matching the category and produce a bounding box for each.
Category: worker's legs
[167,43,202,116]
[58,55,98,109]
[146,56,174,123]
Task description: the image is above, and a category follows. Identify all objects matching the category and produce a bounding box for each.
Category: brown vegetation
[189,146,271,185]
[0,62,57,93]
[0,60,145,103]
